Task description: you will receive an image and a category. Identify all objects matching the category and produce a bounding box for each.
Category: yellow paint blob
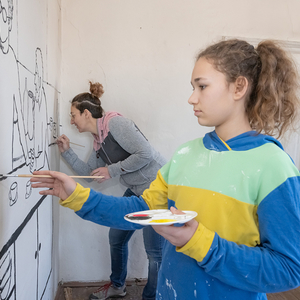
[150,219,175,223]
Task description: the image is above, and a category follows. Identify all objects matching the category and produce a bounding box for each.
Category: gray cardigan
[61,116,167,196]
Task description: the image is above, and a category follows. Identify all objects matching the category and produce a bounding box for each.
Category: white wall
[0,0,61,299]
[59,0,300,283]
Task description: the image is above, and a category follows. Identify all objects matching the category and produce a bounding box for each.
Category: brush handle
[69,141,85,147]
[4,174,104,179]
[71,175,104,179]
[53,140,85,147]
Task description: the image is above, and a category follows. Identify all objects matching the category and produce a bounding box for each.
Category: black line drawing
[18,47,51,173]
[0,250,14,300]
[0,0,13,55]
[0,1,59,299]
[8,182,18,206]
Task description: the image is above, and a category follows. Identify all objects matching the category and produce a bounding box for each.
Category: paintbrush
[0,174,104,179]
[67,141,85,147]
[50,141,85,147]
[51,136,85,148]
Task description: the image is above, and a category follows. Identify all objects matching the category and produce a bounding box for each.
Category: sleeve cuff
[59,183,90,212]
[61,148,76,164]
[176,222,215,262]
[107,162,127,177]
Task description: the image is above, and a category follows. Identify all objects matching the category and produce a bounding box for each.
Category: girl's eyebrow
[191,77,207,86]
[194,77,207,82]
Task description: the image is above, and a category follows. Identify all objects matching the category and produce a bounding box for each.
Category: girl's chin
[197,119,212,127]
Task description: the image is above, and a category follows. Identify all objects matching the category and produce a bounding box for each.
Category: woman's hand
[56,134,70,153]
[30,170,77,200]
[91,167,111,183]
[152,207,198,247]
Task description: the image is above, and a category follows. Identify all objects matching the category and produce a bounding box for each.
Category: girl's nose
[188,90,198,105]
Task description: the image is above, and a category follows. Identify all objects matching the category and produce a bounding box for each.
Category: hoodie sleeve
[60,183,150,230]
[60,169,169,229]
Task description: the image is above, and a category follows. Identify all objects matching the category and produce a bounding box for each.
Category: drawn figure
[25,180,32,199]
[8,182,18,206]
[0,0,56,299]
[33,48,49,170]
[0,0,30,175]
[0,0,13,54]
[0,250,14,300]
[48,117,58,141]
[21,48,50,173]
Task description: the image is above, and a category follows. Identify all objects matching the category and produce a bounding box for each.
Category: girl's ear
[83,109,92,118]
[234,76,249,100]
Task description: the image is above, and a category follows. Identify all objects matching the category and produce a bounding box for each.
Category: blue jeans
[109,188,164,300]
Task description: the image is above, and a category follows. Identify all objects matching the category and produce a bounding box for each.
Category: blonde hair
[197,39,300,138]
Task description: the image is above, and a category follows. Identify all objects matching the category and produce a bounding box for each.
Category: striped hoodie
[61,130,300,300]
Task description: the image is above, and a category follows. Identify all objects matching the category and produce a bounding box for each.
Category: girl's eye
[199,85,206,90]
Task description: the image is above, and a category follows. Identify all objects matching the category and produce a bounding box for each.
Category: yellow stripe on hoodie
[59,183,90,212]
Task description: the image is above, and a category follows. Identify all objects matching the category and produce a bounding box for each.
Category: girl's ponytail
[249,41,299,137]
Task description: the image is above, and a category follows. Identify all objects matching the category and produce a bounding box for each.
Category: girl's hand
[152,207,198,247]
[30,170,77,200]
[91,167,111,183]
[56,134,70,153]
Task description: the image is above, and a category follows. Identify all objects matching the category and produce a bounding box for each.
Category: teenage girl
[56,82,166,300]
[32,39,300,300]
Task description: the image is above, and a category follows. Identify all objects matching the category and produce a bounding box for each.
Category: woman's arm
[61,148,106,182]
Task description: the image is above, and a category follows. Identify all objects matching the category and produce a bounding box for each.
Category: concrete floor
[56,280,300,300]
[55,279,147,300]
[268,287,300,300]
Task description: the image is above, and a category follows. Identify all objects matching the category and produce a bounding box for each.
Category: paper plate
[124,209,197,225]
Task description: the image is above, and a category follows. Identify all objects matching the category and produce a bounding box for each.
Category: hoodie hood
[203,130,284,152]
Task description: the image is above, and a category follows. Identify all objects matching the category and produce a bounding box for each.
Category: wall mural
[0,0,59,299]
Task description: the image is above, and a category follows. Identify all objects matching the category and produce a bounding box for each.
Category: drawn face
[188,57,236,130]
[0,0,12,54]
[70,106,86,133]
